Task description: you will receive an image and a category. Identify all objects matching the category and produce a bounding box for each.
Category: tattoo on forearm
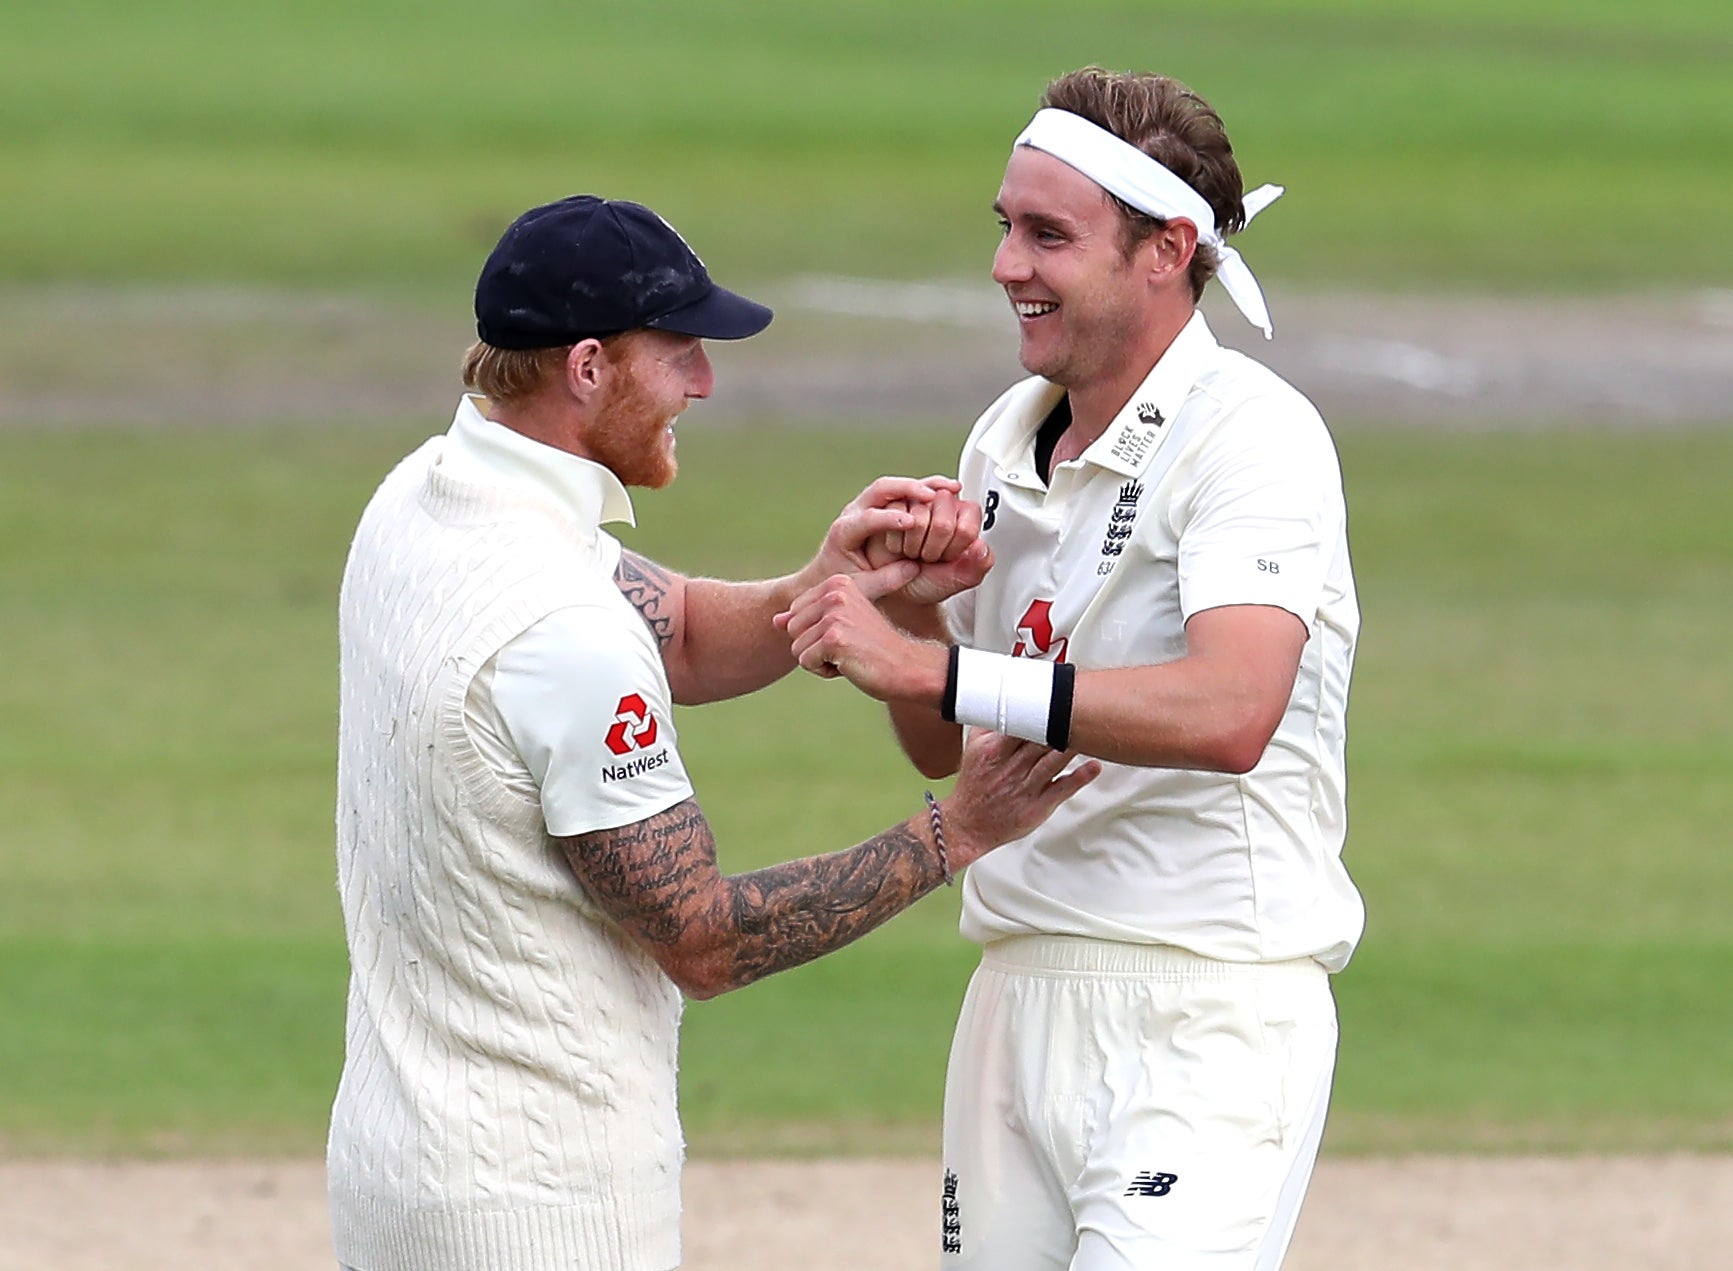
[560,799,942,995]
[614,549,677,649]
[718,822,934,987]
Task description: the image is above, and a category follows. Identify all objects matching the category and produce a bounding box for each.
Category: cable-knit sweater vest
[329,439,684,1271]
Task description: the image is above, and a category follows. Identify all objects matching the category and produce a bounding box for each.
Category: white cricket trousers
[939,936,1338,1270]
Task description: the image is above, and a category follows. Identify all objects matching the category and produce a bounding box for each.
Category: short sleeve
[941,587,978,646]
[486,604,694,837]
[942,416,999,643]
[1173,401,1344,628]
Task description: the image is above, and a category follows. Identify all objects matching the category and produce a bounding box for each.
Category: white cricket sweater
[329,437,684,1271]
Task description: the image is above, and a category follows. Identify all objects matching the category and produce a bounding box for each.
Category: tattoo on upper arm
[614,549,677,649]
[560,798,718,948]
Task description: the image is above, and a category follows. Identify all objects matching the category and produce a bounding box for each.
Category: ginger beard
[587,342,681,490]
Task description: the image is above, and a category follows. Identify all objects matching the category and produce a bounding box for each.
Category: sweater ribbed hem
[331,1185,681,1271]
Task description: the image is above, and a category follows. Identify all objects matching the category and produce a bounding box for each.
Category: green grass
[1331,943,1733,1153]
[3,0,1731,293]
[1,420,1729,1156]
[0,938,344,1155]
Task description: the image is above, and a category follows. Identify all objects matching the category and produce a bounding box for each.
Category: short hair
[459,341,572,405]
[1040,67,1246,302]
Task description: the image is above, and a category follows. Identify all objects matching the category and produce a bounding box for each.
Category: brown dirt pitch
[3,1155,1732,1269]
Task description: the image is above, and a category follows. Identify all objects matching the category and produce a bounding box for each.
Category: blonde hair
[459,341,572,405]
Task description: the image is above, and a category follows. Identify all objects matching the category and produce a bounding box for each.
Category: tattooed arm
[613,548,827,707]
[557,731,1100,998]
[560,799,945,998]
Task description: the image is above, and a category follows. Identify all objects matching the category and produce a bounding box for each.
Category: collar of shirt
[443,394,637,530]
[976,310,1221,484]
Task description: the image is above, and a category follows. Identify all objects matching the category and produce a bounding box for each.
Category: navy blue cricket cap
[474,195,773,349]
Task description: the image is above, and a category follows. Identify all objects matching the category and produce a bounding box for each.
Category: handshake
[774,476,991,705]
[771,474,1099,844]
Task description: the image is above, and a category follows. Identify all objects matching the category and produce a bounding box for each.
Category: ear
[563,338,610,403]
[1142,218,1198,289]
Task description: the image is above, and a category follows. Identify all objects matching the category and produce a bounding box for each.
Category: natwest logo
[1010,599,1068,663]
[604,693,660,756]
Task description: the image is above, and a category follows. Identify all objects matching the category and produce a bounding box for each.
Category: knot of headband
[1013,108,1284,339]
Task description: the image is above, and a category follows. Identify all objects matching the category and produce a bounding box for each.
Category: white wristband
[943,646,1075,748]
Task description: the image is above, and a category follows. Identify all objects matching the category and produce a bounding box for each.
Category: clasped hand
[777,476,992,700]
[808,475,992,606]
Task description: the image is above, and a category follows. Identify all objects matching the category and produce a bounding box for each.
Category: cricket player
[328,193,1099,1271]
[778,68,1364,1268]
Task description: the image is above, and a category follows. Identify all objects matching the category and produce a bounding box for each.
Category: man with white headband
[778,67,1363,1268]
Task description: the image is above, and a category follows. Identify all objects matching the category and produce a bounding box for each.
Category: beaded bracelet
[922,790,955,887]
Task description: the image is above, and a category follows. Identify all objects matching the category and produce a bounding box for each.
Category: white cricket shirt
[446,396,694,836]
[946,314,1365,970]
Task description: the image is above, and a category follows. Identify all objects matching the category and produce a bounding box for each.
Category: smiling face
[992,146,1184,398]
[585,330,714,489]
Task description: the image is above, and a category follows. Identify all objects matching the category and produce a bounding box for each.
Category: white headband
[1013,108,1284,338]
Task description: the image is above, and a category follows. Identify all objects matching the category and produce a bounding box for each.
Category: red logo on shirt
[1011,599,1069,663]
[604,693,660,755]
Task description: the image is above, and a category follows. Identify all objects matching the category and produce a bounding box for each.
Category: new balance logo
[1124,1170,1179,1198]
[940,1169,962,1254]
